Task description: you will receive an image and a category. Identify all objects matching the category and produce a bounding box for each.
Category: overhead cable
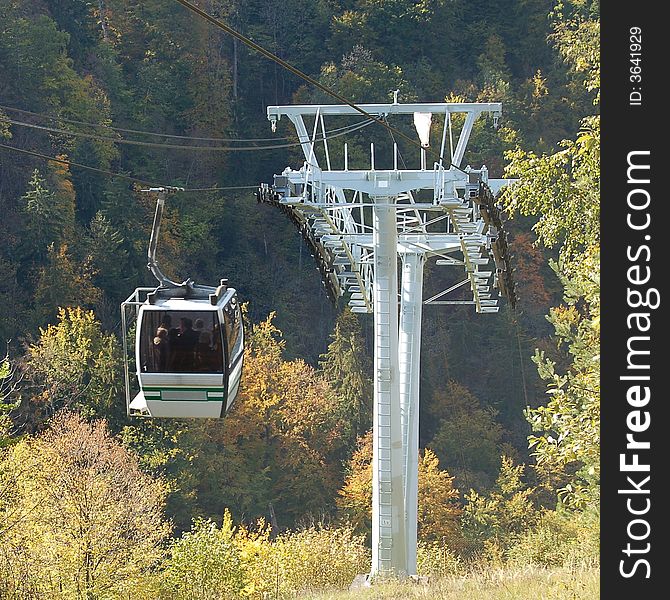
[3,116,374,152]
[0,103,372,143]
[0,143,257,192]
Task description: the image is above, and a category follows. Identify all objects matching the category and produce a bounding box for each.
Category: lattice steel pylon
[257,101,516,579]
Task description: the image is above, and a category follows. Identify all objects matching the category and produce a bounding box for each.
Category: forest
[0,1,599,598]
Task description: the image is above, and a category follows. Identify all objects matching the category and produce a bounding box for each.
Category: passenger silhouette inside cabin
[143,311,225,374]
[151,315,176,372]
[194,318,214,370]
[153,327,169,372]
[171,317,199,371]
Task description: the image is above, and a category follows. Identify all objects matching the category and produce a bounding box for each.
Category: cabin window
[140,311,224,373]
[223,301,243,367]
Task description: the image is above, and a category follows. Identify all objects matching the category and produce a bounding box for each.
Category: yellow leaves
[531,70,548,100]
[590,314,600,334]
[339,434,463,547]
[207,314,347,522]
[24,306,122,423]
[417,449,462,545]
[163,515,368,599]
[337,431,373,531]
[49,157,75,197]
[271,525,369,595]
[0,412,169,597]
[445,92,467,104]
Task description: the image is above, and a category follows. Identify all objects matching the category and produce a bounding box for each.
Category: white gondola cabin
[123,281,243,418]
[121,187,244,419]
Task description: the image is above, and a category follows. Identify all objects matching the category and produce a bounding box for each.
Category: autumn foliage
[0,412,169,598]
[338,431,463,548]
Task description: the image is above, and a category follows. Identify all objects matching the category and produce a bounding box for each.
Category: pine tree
[21,168,75,260]
[319,308,373,451]
[87,211,130,298]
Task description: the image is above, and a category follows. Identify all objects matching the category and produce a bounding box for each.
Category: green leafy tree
[121,419,205,532]
[502,114,599,279]
[21,167,76,261]
[0,8,78,106]
[461,456,537,558]
[20,307,124,431]
[314,45,413,105]
[528,254,600,507]
[428,381,506,491]
[162,513,246,600]
[500,4,600,508]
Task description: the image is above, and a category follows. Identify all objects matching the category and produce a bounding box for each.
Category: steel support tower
[258,101,515,578]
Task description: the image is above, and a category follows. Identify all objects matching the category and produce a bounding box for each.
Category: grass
[295,566,599,600]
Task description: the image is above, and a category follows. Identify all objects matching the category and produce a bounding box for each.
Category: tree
[335,431,373,535]
[19,307,124,431]
[0,353,19,446]
[338,431,463,548]
[428,381,506,491]
[319,308,373,451]
[502,115,599,280]
[196,314,348,526]
[21,167,76,262]
[0,258,27,346]
[313,45,412,106]
[0,412,169,599]
[32,244,101,327]
[124,314,351,531]
[528,254,600,508]
[500,3,600,508]
[461,456,537,558]
[328,0,460,86]
[87,211,130,298]
[162,513,246,600]
[121,418,207,532]
[417,448,463,546]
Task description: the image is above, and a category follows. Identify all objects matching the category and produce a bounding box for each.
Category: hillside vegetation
[1,0,599,598]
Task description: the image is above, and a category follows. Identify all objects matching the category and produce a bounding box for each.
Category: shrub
[272,525,370,596]
[161,513,246,600]
[417,541,463,577]
[507,507,599,568]
[161,516,369,599]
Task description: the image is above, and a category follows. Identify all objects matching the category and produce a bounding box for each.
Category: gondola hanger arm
[142,187,185,289]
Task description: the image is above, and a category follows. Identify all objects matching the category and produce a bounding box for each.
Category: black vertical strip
[601,6,664,594]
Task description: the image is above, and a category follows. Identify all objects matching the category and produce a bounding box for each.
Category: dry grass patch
[299,566,599,600]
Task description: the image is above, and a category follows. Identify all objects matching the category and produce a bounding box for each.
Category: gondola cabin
[126,280,243,418]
